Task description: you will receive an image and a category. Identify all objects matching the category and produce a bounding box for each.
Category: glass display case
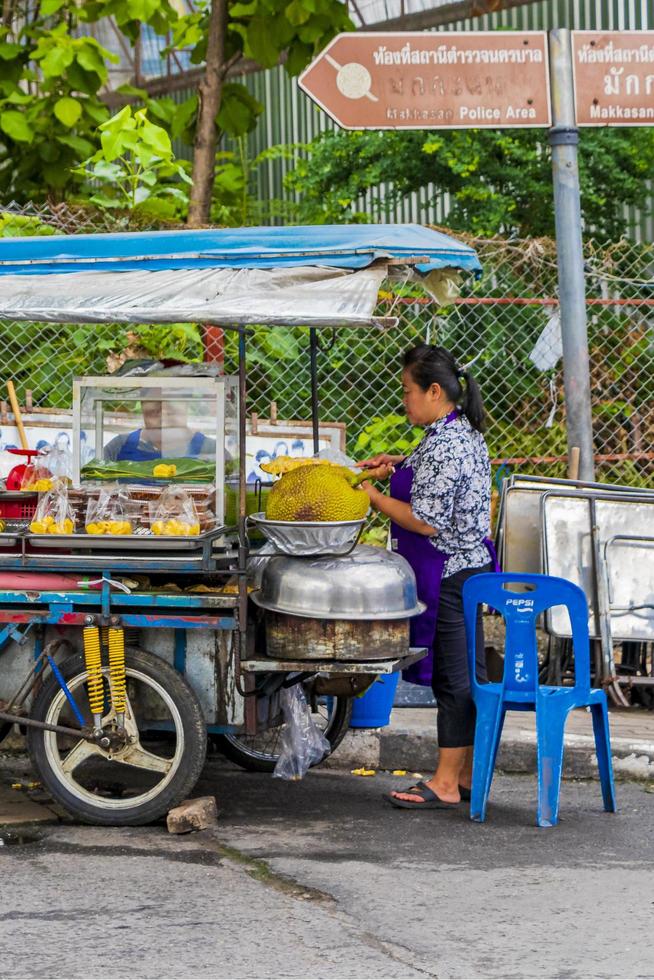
[72,375,238,525]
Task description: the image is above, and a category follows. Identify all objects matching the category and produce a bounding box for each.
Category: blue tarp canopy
[0,223,480,275]
[0,223,480,328]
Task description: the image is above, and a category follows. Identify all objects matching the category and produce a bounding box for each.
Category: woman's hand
[356,453,404,469]
[358,463,394,483]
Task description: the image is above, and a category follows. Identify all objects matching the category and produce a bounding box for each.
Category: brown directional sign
[298,31,551,130]
[572,31,654,126]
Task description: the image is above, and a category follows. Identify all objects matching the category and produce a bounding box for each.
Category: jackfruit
[264,463,370,522]
[260,455,334,476]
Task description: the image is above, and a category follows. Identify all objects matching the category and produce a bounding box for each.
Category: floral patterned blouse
[406,412,492,578]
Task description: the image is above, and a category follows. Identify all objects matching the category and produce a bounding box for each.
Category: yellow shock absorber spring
[82,626,105,717]
[107,627,127,715]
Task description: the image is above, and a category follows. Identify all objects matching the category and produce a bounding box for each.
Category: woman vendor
[359,344,498,810]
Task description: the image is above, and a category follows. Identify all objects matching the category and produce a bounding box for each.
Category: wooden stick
[6,381,28,450]
[567,446,581,481]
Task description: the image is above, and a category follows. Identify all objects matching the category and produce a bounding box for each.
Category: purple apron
[390,411,500,687]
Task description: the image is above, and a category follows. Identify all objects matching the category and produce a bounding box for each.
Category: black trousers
[431,562,492,749]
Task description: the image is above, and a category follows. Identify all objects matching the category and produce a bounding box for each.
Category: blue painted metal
[0,224,482,276]
[463,572,618,828]
[119,614,237,630]
[0,588,234,609]
[173,629,187,675]
[45,653,87,728]
[101,575,111,620]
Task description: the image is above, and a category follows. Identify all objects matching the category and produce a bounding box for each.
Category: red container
[5,448,42,492]
[0,493,38,520]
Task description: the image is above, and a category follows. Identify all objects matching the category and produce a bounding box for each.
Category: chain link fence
[1,201,653,494]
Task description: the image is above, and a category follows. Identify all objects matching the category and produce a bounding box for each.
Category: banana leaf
[81,457,215,483]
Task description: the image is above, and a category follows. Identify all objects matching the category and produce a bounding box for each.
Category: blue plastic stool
[463,572,617,827]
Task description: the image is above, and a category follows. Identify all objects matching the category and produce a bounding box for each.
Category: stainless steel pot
[250,545,424,620]
[250,545,425,662]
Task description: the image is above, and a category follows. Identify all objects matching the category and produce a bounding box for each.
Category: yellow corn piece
[43,515,55,527]
[29,520,46,533]
[392,770,408,777]
[351,768,376,777]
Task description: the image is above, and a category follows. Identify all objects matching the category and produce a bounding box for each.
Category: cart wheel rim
[43,666,185,811]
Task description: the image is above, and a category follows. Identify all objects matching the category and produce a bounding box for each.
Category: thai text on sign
[572,31,654,126]
[298,32,552,130]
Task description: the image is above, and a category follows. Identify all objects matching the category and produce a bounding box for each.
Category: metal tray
[0,532,20,547]
[27,530,217,553]
[542,491,654,642]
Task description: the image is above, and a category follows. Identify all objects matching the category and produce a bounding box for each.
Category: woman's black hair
[403,344,486,433]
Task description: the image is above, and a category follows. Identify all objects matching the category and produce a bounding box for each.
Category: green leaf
[39,45,75,78]
[139,119,172,157]
[285,0,311,26]
[217,83,262,137]
[40,0,67,13]
[75,43,112,79]
[54,96,82,127]
[0,110,32,143]
[245,17,280,68]
[284,40,313,77]
[0,42,22,60]
[89,191,121,208]
[56,133,95,157]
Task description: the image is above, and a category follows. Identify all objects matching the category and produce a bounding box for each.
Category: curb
[323,725,654,782]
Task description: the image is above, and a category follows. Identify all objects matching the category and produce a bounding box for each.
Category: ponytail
[403,344,486,433]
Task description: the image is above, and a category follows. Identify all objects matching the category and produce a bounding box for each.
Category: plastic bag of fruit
[19,451,53,492]
[85,486,133,536]
[150,487,200,537]
[28,481,75,535]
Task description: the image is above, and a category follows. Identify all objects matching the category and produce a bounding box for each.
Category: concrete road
[1,762,652,979]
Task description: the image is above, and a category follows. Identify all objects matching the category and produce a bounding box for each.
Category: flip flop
[459,785,471,802]
[388,781,459,810]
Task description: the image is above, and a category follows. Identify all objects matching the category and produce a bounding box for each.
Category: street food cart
[0,224,481,825]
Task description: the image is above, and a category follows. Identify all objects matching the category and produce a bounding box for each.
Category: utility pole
[548,28,595,482]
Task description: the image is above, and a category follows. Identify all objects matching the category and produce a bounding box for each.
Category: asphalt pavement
[1,757,653,979]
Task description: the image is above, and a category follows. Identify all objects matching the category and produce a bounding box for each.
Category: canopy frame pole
[309,328,320,455]
[236,325,249,697]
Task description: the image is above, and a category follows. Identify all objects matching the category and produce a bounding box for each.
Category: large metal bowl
[248,512,365,556]
[250,544,425,620]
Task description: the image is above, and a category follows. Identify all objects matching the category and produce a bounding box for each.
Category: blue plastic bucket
[350,672,400,728]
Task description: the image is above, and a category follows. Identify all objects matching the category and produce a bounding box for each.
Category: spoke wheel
[214,691,353,773]
[28,647,206,826]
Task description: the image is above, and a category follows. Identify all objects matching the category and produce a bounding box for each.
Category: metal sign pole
[548,28,596,482]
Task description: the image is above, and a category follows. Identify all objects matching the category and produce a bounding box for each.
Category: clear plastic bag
[85,486,132,536]
[42,435,72,484]
[19,453,53,492]
[28,481,75,535]
[273,685,330,781]
[150,486,200,537]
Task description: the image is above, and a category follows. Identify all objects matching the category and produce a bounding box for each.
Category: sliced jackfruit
[260,455,336,477]
[264,463,369,522]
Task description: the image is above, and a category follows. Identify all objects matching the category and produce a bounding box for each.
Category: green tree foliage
[0,0,352,214]
[72,106,191,218]
[0,1,179,199]
[286,127,654,240]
